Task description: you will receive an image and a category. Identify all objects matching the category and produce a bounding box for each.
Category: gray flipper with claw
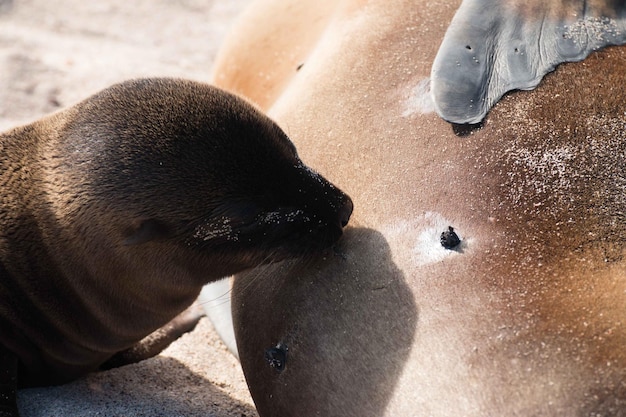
[431,0,626,124]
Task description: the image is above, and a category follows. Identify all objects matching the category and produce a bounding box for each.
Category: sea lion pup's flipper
[430,0,626,124]
[100,303,205,370]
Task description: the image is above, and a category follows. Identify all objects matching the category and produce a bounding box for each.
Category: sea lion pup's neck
[0,77,352,386]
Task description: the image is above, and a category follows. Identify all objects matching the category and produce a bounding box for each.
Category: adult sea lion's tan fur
[211,0,626,415]
[0,77,352,413]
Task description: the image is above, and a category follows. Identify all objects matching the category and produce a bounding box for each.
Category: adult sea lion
[210,0,626,415]
[0,77,352,416]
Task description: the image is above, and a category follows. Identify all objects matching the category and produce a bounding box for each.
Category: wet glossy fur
[0,78,352,392]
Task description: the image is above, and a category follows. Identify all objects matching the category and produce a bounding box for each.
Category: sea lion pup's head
[45,77,353,281]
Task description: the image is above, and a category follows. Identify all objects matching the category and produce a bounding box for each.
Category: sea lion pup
[0,78,352,414]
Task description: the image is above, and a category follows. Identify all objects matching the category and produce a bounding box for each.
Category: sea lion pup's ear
[430,0,626,124]
[124,219,174,246]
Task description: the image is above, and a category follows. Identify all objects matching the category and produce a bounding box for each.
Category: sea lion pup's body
[0,78,352,394]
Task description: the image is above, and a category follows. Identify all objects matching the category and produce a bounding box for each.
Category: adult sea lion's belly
[213,0,626,414]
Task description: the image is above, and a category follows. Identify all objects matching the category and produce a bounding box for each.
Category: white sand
[0,0,258,415]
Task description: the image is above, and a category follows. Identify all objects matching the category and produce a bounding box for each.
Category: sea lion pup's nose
[337,196,354,228]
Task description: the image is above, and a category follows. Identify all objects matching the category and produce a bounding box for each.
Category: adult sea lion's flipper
[431,0,626,124]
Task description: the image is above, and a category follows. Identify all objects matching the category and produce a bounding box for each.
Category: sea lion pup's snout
[186,156,354,261]
[274,161,354,252]
[338,194,353,228]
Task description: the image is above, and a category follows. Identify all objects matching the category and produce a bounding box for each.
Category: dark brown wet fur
[0,78,352,400]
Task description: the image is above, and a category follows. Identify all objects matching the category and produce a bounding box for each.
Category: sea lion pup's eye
[124,219,174,246]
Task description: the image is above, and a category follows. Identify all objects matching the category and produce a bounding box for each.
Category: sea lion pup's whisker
[230,247,325,305]
[230,250,288,296]
[199,245,328,311]
[197,281,234,307]
[201,253,280,310]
